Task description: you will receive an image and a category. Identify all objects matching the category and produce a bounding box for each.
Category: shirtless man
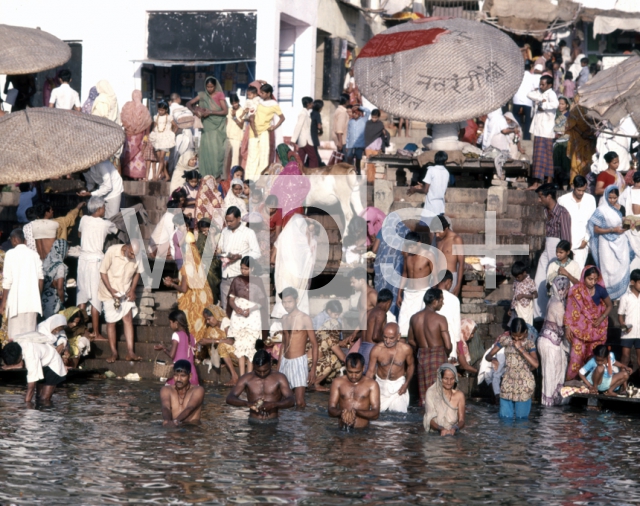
[434,215,464,296]
[398,232,434,337]
[160,360,205,426]
[366,322,415,413]
[226,349,295,422]
[328,353,380,429]
[408,288,451,407]
[359,289,393,372]
[345,267,378,345]
[278,287,318,408]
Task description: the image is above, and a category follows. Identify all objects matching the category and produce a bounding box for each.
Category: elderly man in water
[366,322,414,413]
[424,363,466,436]
[226,349,295,422]
[160,360,205,426]
[328,353,380,429]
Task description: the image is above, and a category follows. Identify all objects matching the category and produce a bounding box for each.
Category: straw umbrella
[0,108,124,184]
[0,24,71,74]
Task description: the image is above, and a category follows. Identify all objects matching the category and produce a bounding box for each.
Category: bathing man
[160,360,205,426]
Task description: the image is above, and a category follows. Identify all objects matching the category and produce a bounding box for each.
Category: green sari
[197,77,227,177]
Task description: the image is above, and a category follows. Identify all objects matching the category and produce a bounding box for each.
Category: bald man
[366,323,415,413]
[99,241,144,363]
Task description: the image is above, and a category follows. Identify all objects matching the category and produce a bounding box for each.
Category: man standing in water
[408,288,451,407]
[328,353,380,429]
[226,349,295,422]
[366,323,414,413]
[278,287,318,408]
[358,289,393,372]
[160,360,205,426]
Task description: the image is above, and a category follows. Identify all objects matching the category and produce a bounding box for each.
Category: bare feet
[526,183,541,191]
[125,355,143,362]
[604,390,619,397]
[224,379,238,387]
[93,334,108,341]
[314,385,330,392]
[106,354,118,364]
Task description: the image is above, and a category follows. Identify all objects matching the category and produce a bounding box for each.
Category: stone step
[506,190,542,205]
[505,204,545,220]
[121,195,168,211]
[445,188,488,204]
[444,203,486,220]
[450,218,544,235]
[123,180,170,197]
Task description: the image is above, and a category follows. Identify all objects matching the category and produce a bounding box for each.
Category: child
[575,57,590,88]
[240,86,260,128]
[364,109,390,157]
[312,300,344,331]
[510,261,538,325]
[278,287,318,408]
[547,239,581,286]
[149,101,178,181]
[578,344,631,396]
[246,84,285,179]
[618,269,640,371]
[226,93,244,168]
[563,71,576,99]
[181,169,202,221]
[154,309,199,385]
[17,182,37,223]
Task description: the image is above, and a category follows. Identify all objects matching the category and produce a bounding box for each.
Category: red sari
[564,266,608,380]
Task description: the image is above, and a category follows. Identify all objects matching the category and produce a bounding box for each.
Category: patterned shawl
[564,266,608,345]
[121,90,152,136]
[540,276,570,346]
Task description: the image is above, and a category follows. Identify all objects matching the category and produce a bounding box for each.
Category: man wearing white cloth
[533,184,572,319]
[99,241,143,363]
[366,323,414,413]
[1,229,44,339]
[398,232,434,337]
[557,175,596,271]
[436,271,462,362]
[78,160,124,219]
[77,197,118,341]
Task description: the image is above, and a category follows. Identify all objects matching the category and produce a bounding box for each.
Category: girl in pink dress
[154,309,199,385]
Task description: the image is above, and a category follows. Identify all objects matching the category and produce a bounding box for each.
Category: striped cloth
[279,355,309,388]
[417,346,448,407]
[532,136,554,180]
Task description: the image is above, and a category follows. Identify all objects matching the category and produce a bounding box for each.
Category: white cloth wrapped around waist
[376,375,406,396]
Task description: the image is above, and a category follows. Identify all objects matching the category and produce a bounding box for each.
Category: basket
[153,355,174,379]
[0,24,71,75]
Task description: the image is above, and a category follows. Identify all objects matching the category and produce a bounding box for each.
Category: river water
[1,379,639,505]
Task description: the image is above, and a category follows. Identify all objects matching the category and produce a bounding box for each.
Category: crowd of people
[1,35,638,433]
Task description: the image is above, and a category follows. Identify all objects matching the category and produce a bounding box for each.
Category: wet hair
[247,86,258,95]
[424,287,443,305]
[540,75,554,86]
[169,309,190,336]
[345,352,365,369]
[434,151,448,165]
[510,317,527,334]
[253,349,271,367]
[377,289,393,303]
[631,269,640,282]
[1,342,22,365]
[312,99,324,112]
[339,95,348,105]
[229,93,240,104]
[440,270,453,283]
[584,266,600,279]
[436,214,450,230]
[565,71,574,80]
[593,344,608,358]
[302,96,313,108]
[9,229,25,243]
[556,240,574,259]
[580,57,589,65]
[18,182,31,192]
[226,206,241,218]
[404,231,421,244]
[173,359,192,374]
[511,261,527,277]
[535,183,557,199]
[59,69,72,82]
[604,151,619,164]
[157,100,169,111]
[325,300,343,314]
[205,77,219,87]
[573,175,587,188]
[609,188,620,197]
[281,286,298,300]
[183,170,202,181]
[265,195,278,207]
[87,196,106,214]
[349,266,367,281]
[371,109,381,118]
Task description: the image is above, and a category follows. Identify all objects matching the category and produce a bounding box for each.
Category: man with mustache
[160,360,205,426]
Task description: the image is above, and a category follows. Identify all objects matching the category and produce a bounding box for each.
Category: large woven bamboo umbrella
[0,24,71,74]
[0,108,124,184]
[353,18,523,123]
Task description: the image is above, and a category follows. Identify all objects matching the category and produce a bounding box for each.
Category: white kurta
[2,244,44,318]
[437,290,461,359]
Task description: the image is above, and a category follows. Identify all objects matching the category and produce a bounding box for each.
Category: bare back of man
[408,308,451,352]
[436,228,464,294]
[160,384,204,425]
[227,369,294,421]
[365,306,387,344]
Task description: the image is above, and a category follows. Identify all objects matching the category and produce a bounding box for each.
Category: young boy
[312,299,343,331]
[510,261,537,325]
[618,269,640,371]
[240,86,260,136]
[578,345,631,396]
[278,287,318,408]
[17,182,37,223]
[364,109,389,157]
[575,57,590,88]
[48,69,80,111]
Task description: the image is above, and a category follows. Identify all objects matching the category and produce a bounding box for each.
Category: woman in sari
[186,77,228,177]
[223,178,248,217]
[194,175,225,232]
[566,103,597,184]
[81,86,98,115]
[163,232,214,343]
[424,363,466,435]
[564,266,612,380]
[120,90,153,180]
[195,219,221,303]
[41,239,69,318]
[553,97,571,188]
[91,80,120,124]
[219,166,244,199]
[227,256,268,376]
[538,276,571,406]
[60,306,91,367]
[587,186,631,300]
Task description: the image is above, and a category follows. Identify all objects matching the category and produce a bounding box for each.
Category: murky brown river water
[1,379,639,505]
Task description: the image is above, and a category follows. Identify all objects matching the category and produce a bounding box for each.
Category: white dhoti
[103,296,138,324]
[533,237,560,318]
[376,375,409,413]
[398,287,428,337]
[77,256,104,312]
[572,246,589,272]
[513,300,534,325]
[246,130,270,180]
[104,194,122,220]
